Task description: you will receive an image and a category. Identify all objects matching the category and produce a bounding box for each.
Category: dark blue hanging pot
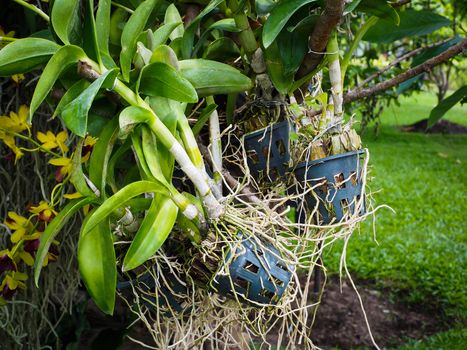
[117,268,187,313]
[244,120,294,182]
[212,235,294,305]
[294,149,366,224]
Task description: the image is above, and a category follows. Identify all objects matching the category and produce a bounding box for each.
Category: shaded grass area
[392,329,467,350]
[324,92,466,346]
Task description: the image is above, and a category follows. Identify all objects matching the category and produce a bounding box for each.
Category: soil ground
[77,276,446,349]
[400,119,467,134]
[310,277,443,349]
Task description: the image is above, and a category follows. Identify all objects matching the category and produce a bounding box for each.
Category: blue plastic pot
[213,236,293,305]
[117,269,186,313]
[244,120,294,181]
[294,150,366,224]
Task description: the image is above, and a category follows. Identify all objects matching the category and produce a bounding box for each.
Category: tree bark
[295,0,345,81]
[358,38,454,88]
[344,38,467,104]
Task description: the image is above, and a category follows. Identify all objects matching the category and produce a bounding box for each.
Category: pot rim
[294,149,365,172]
[243,119,292,139]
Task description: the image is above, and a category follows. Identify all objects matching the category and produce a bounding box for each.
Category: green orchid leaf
[152,22,183,48]
[147,97,178,177]
[62,68,118,137]
[181,0,224,59]
[256,0,279,17]
[344,0,363,13]
[203,37,240,61]
[83,0,102,66]
[82,181,169,236]
[192,103,217,136]
[138,62,198,103]
[141,126,170,182]
[51,0,82,45]
[193,18,241,57]
[87,113,110,136]
[179,59,252,96]
[127,198,153,212]
[363,10,450,43]
[78,216,116,315]
[276,23,308,76]
[34,197,95,285]
[0,38,60,77]
[107,139,132,193]
[70,139,98,198]
[262,0,317,48]
[119,105,153,139]
[150,45,179,69]
[357,0,399,24]
[428,86,467,128]
[164,4,184,41]
[264,41,293,95]
[109,8,129,46]
[136,41,153,66]
[120,0,157,82]
[53,80,90,118]
[131,128,155,181]
[123,195,178,271]
[96,0,111,58]
[287,14,319,33]
[89,117,120,198]
[30,45,87,121]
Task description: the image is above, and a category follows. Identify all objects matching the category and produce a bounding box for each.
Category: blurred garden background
[321,91,466,349]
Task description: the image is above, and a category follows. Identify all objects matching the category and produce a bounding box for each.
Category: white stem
[327,32,344,127]
[114,80,224,219]
[177,112,222,199]
[170,142,222,219]
[329,57,343,119]
[208,100,222,195]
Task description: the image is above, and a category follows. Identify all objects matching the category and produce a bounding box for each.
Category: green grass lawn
[325,91,467,347]
[377,91,467,126]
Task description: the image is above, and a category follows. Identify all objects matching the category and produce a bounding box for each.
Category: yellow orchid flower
[63,192,90,214]
[17,251,34,266]
[42,241,60,267]
[29,201,58,222]
[0,271,27,300]
[36,130,69,153]
[0,105,30,162]
[11,74,25,84]
[81,135,98,162]
[0,105,30,134]
[0,249,17,274]
[0,130,24,161]
[63,192,83,199]
[4,212,33,243]
[49,156,72,182]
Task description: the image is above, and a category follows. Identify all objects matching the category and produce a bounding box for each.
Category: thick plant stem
[229,0,257,56]
[341,16,378,79]
[327,32,343,126]
[177,111,222,200]
[171,191,198,220]
[113,80,223,219]
[206,96,222,194]
[177,116,204,168]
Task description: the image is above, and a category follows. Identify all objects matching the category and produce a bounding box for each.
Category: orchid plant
[0,0,462,327]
